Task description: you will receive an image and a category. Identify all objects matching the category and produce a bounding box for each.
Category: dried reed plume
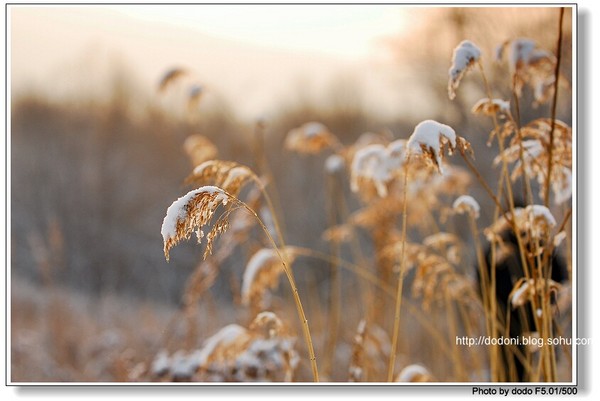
[509,278,562,309]
[471,98,511,117]
[350,139,406,197]
[186,160,254,196]
[496,118,572,204]
[407,120,467,174]
[241,247,299,309]
[496,38,557,104]
[161,186,231,261]
[285,122,340,154]
[448,40,481,99]
[183,134,218,167]
[452,195,481,219]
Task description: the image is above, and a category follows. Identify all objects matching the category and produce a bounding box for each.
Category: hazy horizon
[10,5,421,122]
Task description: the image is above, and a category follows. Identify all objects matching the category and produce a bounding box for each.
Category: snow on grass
[452,195,480,219]
[448,40,481,99]
[407,120,456,173]
[350,139,407,197]
[161,186,228,244]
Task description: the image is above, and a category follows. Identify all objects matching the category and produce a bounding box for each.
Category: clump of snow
[161,186,228,244]
[303,122,327,137]
[448,40,481,99]
[452,195,480,219]
[325,154,345,173]
[350,139,406,197]
[553,167,572,205]
[553,231,567,247]
[507,38,555,73]
[151,350,171,377]
[241,247,297,306]
[510,279,533,308]
[527,204,556,227]
[407,120,456,173]
[194,324,249,367]
[396,364,432,382]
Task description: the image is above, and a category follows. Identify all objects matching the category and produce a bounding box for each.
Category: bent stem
[236,199,319,382]
[544,7,565,207]
[387,158,410,382]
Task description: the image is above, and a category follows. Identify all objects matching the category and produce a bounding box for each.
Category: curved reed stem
[544,7,565,207]
[387,159,410,382]
[236,198,319,382]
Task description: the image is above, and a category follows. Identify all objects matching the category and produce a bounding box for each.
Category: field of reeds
[10,6,574,384]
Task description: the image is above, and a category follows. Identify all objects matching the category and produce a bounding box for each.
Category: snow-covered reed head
[395,364,434,382]
[484,204,557,244]
[496,38,557,104]
[452,195,480,219]
[448,40,481,100]
[509,278,561,309]
[350,139,406,198]
[285,122,338,154]
[241,246,298,309]
[496,118,572,205]
[471,98,511,117]
[407,120,457,174]
[161,186,231,261]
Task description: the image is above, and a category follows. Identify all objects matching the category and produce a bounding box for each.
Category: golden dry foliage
[350,139,406,198]
[471,98,511,117]
[241,247,299,310]
[161,186,232,261]
[496,38,558,105]
[150,311,298,382]
[285,122,339,154]
[185,160,255,196]
[348,319,391,382]
[183,135,218,167]
[496,118,572,204]
[509,278,562,309]
[484,205,557,244]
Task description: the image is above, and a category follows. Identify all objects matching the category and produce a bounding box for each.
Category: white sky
[108,4,407,60]
[9,5,431,121]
